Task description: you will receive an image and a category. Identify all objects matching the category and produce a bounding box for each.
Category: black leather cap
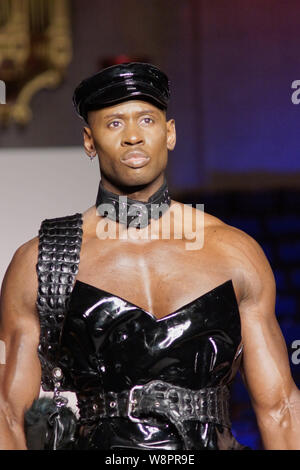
[72,62,170,123]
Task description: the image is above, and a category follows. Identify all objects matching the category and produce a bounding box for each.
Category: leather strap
[95,177,171,229]
[77,380,231,449]
[36,213,83,390]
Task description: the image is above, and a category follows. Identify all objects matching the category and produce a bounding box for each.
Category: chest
[76,236,240,319]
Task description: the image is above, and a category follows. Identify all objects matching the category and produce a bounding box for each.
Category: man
[0,62,299,450]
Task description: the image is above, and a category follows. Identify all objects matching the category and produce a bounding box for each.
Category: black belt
[77,381,231,449]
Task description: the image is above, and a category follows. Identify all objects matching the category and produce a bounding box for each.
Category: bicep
[0,240,41,420]
[238,256,295,414]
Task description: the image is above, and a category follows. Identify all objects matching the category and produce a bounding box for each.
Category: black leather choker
[95,178,171,229]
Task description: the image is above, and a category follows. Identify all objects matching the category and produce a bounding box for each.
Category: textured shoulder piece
[36,213,83,390]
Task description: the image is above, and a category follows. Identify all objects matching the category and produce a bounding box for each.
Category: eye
[141,117,154,125]
[108,120,121,129]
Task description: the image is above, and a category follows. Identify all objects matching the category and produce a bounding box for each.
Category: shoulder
[206,214,276,304]
[2,236,39,306]
[38,211,83,231]
[171,200,273,278]
[3,235,39,291]
[12,236,39,263]
[1,210,79,309]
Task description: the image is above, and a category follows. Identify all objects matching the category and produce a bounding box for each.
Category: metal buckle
[127,384,144,422]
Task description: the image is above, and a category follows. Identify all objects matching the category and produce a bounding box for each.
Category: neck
[95,175,171,229]
[100,174,165,202]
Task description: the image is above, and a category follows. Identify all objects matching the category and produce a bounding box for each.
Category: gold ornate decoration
[0,0,72,125]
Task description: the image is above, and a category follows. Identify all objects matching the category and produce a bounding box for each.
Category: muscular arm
[0,239,41,449]
[228,228,300,449]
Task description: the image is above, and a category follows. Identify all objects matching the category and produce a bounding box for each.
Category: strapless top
[57,278,247,450]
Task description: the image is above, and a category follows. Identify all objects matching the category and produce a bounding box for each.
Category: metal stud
[52,367,63,380]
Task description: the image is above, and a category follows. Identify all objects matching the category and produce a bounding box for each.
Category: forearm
[0,409,27,450]
[255,388,300,450]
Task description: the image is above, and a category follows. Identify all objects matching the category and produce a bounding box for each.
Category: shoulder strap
[36,213,83,390]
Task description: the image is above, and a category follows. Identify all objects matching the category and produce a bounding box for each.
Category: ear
[83,126,96,158]
[166,119,176,151]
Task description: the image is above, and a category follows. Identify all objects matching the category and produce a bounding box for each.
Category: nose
[121,122,144,146]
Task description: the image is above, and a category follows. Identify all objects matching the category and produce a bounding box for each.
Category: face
[83,100,176,188]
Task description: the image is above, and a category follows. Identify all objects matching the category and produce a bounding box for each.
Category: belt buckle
[127,384,144,423]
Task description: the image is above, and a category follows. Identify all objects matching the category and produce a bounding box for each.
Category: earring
[89,152,96,161]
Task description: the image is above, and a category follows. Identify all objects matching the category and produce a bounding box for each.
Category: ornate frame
[0,0,72,125]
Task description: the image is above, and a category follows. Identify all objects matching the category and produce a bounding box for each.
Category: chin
[118,171,160,188]
[104,166,166,192]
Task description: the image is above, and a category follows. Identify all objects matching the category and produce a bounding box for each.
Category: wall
[0,147,100,282]
[2,1,300,192]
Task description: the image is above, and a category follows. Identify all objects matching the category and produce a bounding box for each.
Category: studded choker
[95,178,171,229]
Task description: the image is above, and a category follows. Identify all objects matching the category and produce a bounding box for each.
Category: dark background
[2,0,300,192]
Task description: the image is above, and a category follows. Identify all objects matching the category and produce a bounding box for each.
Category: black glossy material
[95,177,171,229]
[36,213,83,391]
[72,62,170,123]
[58,279,246,450]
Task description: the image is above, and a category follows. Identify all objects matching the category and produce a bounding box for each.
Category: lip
[120,151,150,169]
